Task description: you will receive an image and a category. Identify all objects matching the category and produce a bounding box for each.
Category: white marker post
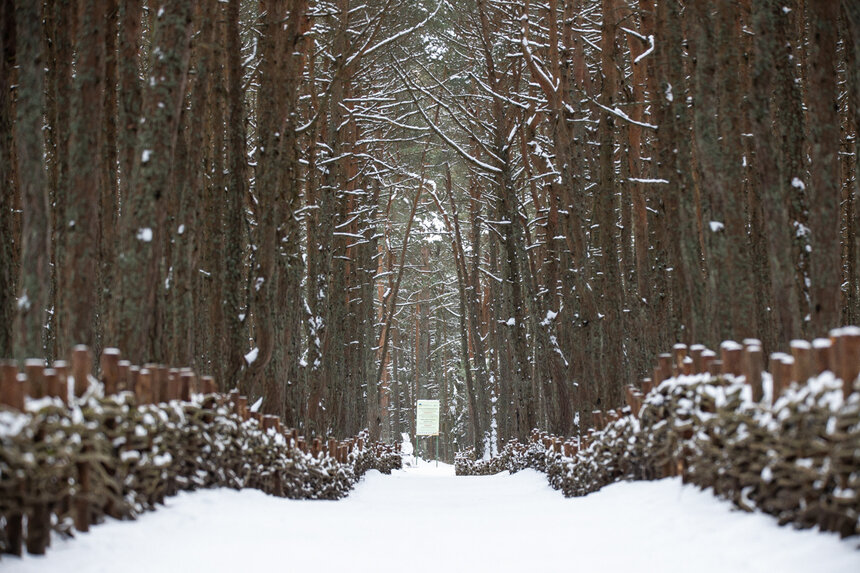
[416,399,440,467]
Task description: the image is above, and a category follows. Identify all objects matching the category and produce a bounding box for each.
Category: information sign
[415,400,440,436]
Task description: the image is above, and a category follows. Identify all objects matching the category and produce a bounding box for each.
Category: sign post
[415,399,440,467]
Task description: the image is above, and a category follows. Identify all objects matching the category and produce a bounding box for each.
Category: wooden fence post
[690,344,705,373]
[101,349,121,396]
[625,385,641,417]
[237,396,248,420]
[25,359,45,399]
[143,363,159,402]
[44,368,60,401]
[137,368,153,405]
[25,363,49,555]
[836,327,860,398]
[117,360,131,392]
[0,362,23,555]
[53,360,69,404]
[743,343,764,402]
[129,365,140,395]
[156,366,169,403]
[0,363,24,411]
[640,377,653,396]
[228,389,240,413]
[769,353,792,403]
[591,411,605,432]
[72,345,91,398]
[201,375,216,395]
[790,340,814,384]
[681,357,693,375]
[262,415,279,432]
[701,349,717,374]
[167,369,179,400]
[812,338,832,375]
[179,371,194,401]
[719,341,743,376]
[780,355,795,390]
[658,353,674,380]
[708,360,723,376]
[672,344,687,373]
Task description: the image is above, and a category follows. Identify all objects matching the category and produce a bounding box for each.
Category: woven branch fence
[456,328,860,539]
[0,345,401,558]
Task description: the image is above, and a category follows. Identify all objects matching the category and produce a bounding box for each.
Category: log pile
[0,347,401,558]
[456,329,860,538]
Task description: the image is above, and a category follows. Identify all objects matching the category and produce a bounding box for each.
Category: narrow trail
[6,463,859,573]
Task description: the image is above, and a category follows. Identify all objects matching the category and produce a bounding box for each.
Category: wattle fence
[456,328,860,539]
[0,346,401,558]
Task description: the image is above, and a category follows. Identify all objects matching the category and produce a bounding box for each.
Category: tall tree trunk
[807,0,841,332]
[101,0,119,351]
[751,0,802,346]
[844,2,860,325]
[243,0,286,404]
[62,0,107,355]
[593,0,624,407]
[13,0,51,359]
[118,0,193,363]
[272,0,310,421]
[0,0,16,358]
[223,0,246,388]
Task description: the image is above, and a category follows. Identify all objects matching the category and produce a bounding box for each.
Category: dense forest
[0,0,857,458]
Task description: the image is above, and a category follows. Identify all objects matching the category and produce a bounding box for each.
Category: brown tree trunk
[0,0,15,358]
[61,0,106,355]
[751,0,802,346]
[807,0,841,332]
[844,1,860,325]
[118,0,193,363]
[13,0,51,359]
[100,0,119,352]
[223,0,246,388]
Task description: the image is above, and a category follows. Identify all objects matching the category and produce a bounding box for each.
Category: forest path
[5,463,859,573]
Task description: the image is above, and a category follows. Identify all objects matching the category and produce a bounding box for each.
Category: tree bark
[0,0,16,358]
[807,0,841,332]
[13,0,51,359]
[62,0,106,354]
[118,0,193,363]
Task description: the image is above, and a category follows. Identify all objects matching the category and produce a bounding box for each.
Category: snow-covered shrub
[0,392,401,554]
[454,372,860,538]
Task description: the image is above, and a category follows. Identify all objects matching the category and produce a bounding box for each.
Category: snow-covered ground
[6,461,858,572]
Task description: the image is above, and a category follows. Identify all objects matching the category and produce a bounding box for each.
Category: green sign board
[416,399,440,436]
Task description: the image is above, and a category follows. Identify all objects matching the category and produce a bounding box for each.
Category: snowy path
[5,462,859,573]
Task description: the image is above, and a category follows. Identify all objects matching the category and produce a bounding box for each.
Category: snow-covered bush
[0,392,401,554]
[455,372,860,538]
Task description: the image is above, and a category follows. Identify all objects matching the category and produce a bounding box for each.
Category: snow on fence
[0,345,401,558]
[456,328,860,538]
